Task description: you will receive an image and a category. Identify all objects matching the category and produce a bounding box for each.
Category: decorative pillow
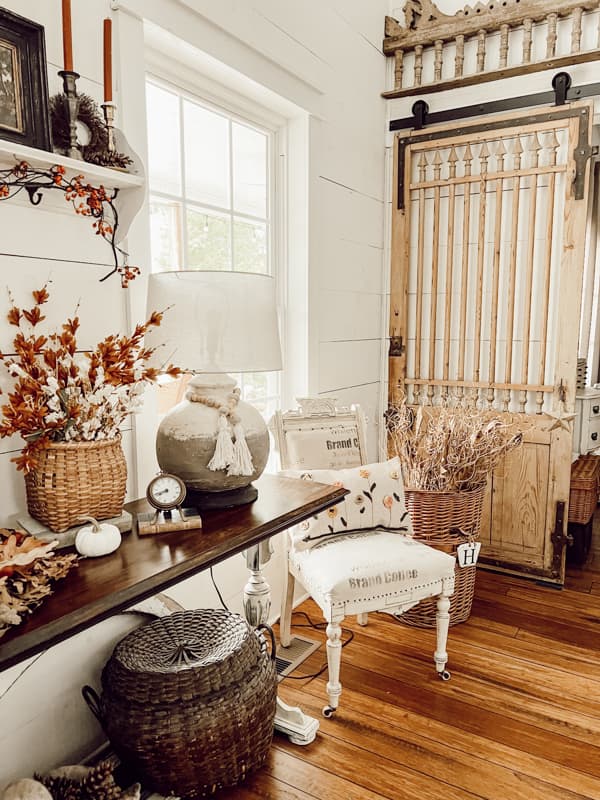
[283,456,413,550]
[285,426,362,470]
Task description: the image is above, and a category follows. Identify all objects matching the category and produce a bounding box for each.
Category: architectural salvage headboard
[383,0,600,98]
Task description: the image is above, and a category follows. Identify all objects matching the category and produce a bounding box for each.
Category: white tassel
[228,422,255,476]
[208,414,235,471]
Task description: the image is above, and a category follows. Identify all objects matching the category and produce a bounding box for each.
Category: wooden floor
[218,524,600,800]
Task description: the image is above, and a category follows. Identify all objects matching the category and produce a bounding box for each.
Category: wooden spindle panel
[434,40,444,81]
[546,13,558,57]
[394,49,404,89]
[414,45,424,86]
[523,18,533,62]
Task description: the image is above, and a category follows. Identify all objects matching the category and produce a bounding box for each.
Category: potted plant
[0,285,179,532]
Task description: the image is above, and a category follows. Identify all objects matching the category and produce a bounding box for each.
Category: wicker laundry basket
[83,609,277,799]
[401,485,486,627]
[568,455,600,524]
[25,437,127,532]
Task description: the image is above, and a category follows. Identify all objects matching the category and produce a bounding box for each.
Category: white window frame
[145,70,288,416]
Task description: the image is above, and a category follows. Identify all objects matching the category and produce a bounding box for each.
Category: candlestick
[103,18,112,103]
[102,102,116,153]
[58,70,81,160]
[62,0,73,72]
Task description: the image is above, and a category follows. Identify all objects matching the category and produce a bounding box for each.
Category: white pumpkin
[2,779,52,800]
[75,516,121,557]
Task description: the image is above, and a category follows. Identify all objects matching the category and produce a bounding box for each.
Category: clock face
[147,473,186,510]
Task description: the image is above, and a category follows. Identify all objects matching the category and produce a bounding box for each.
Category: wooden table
[0,474,346,674]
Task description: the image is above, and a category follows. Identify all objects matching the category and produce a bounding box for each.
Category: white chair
[272,398,456,717]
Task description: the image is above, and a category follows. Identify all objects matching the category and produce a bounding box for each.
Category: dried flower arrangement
[0,285,180,473]
[0,529,77,638]
[385,402,523,492]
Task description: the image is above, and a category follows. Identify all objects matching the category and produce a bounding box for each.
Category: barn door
[389,103,594,584]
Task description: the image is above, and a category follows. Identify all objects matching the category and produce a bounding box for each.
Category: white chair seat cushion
[289,529,455,616]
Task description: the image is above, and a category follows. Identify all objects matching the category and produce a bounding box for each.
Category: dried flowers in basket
[385,402,524,626]
[385,402,524,493]
[0,285,180,531]
[0,528,77,638]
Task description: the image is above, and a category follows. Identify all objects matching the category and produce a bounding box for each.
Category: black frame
[0,7,51,151]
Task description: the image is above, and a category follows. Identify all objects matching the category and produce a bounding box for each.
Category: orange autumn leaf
[7,307,21,326]
[32,287,49,305]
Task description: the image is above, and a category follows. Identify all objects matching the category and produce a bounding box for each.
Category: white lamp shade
[146,271,283,373]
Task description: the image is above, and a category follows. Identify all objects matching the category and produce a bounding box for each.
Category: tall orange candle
[61,0,73,71]
[103,18,112,102]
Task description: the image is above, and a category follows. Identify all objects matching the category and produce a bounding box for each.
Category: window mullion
[179,95,189,270]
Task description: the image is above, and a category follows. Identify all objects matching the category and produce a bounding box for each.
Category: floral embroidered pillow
[283,456,413,550]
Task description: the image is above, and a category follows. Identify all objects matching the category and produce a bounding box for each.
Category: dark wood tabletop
[0,474,347,672]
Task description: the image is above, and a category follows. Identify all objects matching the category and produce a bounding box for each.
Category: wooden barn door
[389,104,593,584]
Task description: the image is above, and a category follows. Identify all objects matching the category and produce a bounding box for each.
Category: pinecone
[79,760,122,800]
[35,774,82,800]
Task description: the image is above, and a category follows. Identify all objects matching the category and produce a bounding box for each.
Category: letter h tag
[457,541,481,568]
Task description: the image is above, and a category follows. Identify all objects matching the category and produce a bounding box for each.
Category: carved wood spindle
[457,144,473,408]
[537,129,561,414]
[443,145,459,406]
[503,136,524,413]
[473,141,490,408]
[428,150,443,406]
[546,13,558,58]
[499,24,510,69]
[455,34,465,77]
[488,139,507,410]
[477,29,487,72]
[520,133,543,414]
[414,45,424,87]
[522,18,533,63]
[571,7,583,53]
[394,49,405,90]
[434,40,444,81]
[414,150,429,406]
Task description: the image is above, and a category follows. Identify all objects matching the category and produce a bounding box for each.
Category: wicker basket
[83,609,277,799]
[568,455,600,524]
[24,437,127,532]
[401,485,486,627]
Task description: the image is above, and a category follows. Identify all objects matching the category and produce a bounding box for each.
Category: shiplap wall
[0,0,389,786]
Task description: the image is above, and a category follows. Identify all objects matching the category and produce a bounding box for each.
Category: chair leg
[434,586,452,681]
[324,619,343,717]
[279,569,295,648]
[356,612,368,626]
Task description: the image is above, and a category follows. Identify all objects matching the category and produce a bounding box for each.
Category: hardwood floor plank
[278,683,599,800]
[277,682,600,800]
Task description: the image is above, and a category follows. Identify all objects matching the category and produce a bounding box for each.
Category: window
[146,78,280,419]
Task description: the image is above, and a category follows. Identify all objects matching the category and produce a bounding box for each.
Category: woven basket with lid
[85,609,277,798]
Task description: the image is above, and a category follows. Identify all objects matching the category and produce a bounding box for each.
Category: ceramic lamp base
[187,484,259,510]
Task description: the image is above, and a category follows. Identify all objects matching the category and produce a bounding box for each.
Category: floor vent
[275,633,320,680]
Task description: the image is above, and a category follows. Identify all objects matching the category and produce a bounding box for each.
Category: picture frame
[0,8,51,151]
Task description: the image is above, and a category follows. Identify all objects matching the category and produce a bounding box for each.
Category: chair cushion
[283,457,413,550]
[290,530,455,615]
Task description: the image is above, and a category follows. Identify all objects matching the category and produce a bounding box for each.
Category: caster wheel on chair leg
[322,705,336,718]
[439,669,451,681]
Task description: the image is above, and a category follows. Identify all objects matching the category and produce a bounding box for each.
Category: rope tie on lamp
[186,385,255,477]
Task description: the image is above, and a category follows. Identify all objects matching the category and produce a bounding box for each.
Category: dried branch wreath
[0,161,139,286]
[50,93,132,171]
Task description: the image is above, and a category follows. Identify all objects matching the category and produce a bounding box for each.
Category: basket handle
[450,527,478,542]
[256,623,277,661]
[82,685,105,728]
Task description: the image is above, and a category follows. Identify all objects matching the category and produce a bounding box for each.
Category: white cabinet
[573,388,600,456]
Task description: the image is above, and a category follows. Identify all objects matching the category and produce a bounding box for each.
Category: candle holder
[101,102,116,153]
[58,69,82,160]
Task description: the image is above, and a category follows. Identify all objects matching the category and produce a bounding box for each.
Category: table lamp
[145,271,283,508]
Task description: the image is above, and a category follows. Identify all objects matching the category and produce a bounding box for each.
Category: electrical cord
[279,610,354,682]
[210,566,229,611]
